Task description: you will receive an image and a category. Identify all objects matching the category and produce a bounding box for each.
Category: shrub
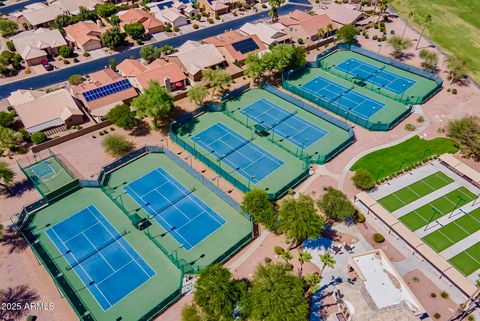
[372,35,378,40]
[297,38,304,44]
[215,15,220,20]
[6,40,15,51]
[24,68,31,74]
[434,313,441,319]
[31,132,47,145]
[373,233,384,243]
[73,58,79,63]
[59,45,73,58]
[19,128,31,143]
[101,134,134,157]
[83,52,91,57]
[106,103,137,129]
[261,3,267,7]
[440,291,449,299]
[356,212,366,223]
[63,59,70,64]
[207,18,214,24]
[192,24,199,29]
[404,123,416,131]
[430,292,437,298]
[416,116,424,123]
[68,74,84,85]
[452,88,457,94]
[285,263,294,271]
[274,246,284,255]
[26,316,37,321]
[173,26,179,32]
[352,168,375,190]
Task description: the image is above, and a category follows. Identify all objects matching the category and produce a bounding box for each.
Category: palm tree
[319,253,336,277]
[281,250,293,268]
[0,285,39,321]
[377,0,389,22]
[401,11,414,39]
[0,225,28,254]
[0,161,14,194]
[304,273,321,298]
[415,14,432,50]
[297,250,312,277]
[317,28,325,40]
[268,0,285,23]
[388,35,413,59]
[326,24,334,37]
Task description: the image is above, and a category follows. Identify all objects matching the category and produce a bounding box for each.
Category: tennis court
[399,187,476,231]
[336,58,416,94]
[124,167,226,250]
[378,171,454,212]
[240,98,327,148]
[193,123,284,183]
[422,207,480,252]
[302,76,385,120]
[449,242,480,276]
[46,205,155,310]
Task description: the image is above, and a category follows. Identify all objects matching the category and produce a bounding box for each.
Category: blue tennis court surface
[302,76,385,119]
[336,58,416,94]
[193,123,284,183]
[46,205,155,311]
[32,162,54,179]
[124,168,226,250]
[240,99,327,148]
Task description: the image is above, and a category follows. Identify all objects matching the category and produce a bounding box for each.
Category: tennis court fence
[314,44,443,104]
[282,68,413,131]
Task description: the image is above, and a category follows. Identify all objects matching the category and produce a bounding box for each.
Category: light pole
[377,43,382,55]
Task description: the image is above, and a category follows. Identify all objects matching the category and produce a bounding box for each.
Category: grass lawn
[350,136,459,181]
[392,0,480,82]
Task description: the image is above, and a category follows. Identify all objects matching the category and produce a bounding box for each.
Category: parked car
[41,59,53,71]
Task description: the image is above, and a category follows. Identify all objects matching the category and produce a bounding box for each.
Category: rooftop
[12,28,67,60]
[239,22,290,45]
[171,41,225,75]
[315,3,363,25]
[22,5,65,26]
[64,21,106,46]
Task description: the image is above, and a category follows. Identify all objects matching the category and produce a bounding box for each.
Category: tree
[304,273,321,298]
[446,116,480,159]
[59,45,73,58]
[278,194,325,248]
[30,132,47,145]
[101,134,135,157]
[181,304,203,321]
[109,15,120,26]
[95,3,117,17]
[106,104,137,129]
[280,249,293,267]
[68,74,85,85]
[446,56,468,83]
[0,285,39,321]
[377,0,389,22]
[132,81,174,128]
[0,225,28,253]
[0,161,14,193]
[268,0,285,23]
[140,45,161,63]
[319,252,336,277]
[336,24,358,45]
[419,49,438,72]
[415,14,432,50]
[0,126,21,151]
[159,45,175,55]
[241,189,278,230]
[76,6,98,22]
[0,50,15,66]
[53,14,72,29]
[352,168,375,190]
[124,22,145,39]
[297,250,312,277]
[317,187,357,221]
[0,19,18,37]
[101,27,125,49]
[0,111,15,128]
[244,53,266,82]
[202,68,232,101]
[402,11,414,39]
[387,35,412,59]
[246,262,308,321]
[270,44,306,74]
[187,84,208,107]
[194,264,245,320]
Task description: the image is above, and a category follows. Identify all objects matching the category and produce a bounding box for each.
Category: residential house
[156,8,188,27]
[169,40,226,82]
[198,0,230,16]
[149,0,198,20]
[8,89,85,134]
[49,0,99,15]
[118,8,164,35]
[11,28,67,66]
[64,21,106,53]
[315,3,364,26]
[239,22,292,45]
[15,4,66,29]
[327,250,426,321]
[73,68,138,121]
[279,10,339,43]
[202,30,267,65]
[118,58,187,92]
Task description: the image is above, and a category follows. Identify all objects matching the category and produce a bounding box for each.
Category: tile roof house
[11,28,67,66]
[16,4,66,28]
[8,89,85,133]
[202,30,267,65]
[156,8,188,27]
[315,3,364,25]
[50,0,100,15]
[118,58,187,92]
[198,0,231,16]
[118,8,164,35]
[279,10,339,43]
[169,41,226,82]
[73,68,138,121]
[64,21,107,53]
[239,22,292,45]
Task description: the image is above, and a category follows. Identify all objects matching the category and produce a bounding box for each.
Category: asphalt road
[0,3,311,98]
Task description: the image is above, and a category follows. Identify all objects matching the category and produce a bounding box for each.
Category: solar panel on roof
[231,38,259,54]
[82,79,133,102]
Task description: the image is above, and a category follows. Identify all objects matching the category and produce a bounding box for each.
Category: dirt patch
[357,221,405,262]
